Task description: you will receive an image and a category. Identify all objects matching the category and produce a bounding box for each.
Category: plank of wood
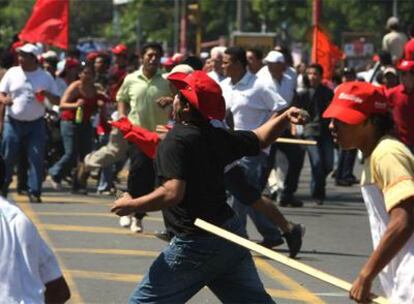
[194,218,389,304]
[275,137,317,145]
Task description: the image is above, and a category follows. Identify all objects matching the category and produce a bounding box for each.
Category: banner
[19,0,69,49]
[311,26,343,80]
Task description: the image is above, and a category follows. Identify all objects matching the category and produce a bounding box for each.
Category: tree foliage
[1,0,414,53]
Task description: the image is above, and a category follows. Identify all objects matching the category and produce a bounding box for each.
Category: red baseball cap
[111,43,128,55]
[323,82,388,125]
[167,71,226,121]
[397,60,414,72]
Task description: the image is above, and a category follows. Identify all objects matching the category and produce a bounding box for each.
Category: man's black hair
[378,51,392,66]
[182,56,203,71]
[177,92,206,122]
[246,47,263,60]
[224,46,247,68]
[369,112,394,136]
[307,63,324,77]
[140,42,164,57]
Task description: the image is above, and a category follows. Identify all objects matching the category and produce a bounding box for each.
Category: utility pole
[236,0,245,32]
[173,0,179,53]
[180,0,187,54]
[392,0,398,18]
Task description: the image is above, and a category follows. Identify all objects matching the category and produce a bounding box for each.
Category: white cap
[163,64,194,79]
[264,51,285,64]
[41,50,58,60]
[383,66,397,75]
[17,43,42,57]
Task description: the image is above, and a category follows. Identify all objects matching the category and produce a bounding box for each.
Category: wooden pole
[194,218,389,304]
[275,137,317,145]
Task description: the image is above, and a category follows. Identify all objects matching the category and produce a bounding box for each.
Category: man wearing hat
[257,50,304,207]
[111,70,308,303]
[382,16,407,64]
[323,81,414,304]
[0,43,59,202]
[387,60,414,153]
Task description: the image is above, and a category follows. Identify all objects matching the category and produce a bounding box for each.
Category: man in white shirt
[207,46,226,84]
[0,156,70,303]
[257,50,305,207]
[382,17,408,64]
[0,44,59,203]
[221,46,288,248]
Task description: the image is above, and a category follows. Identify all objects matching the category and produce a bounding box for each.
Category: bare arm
[59,82,82,110]
[44,276,71,304]
[111,179,186,215]
[350,198,414,303]
[253,107,309,149]
[117,101,130,118]
[0,92,12,105]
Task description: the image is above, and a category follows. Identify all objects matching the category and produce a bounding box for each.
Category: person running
[111,70,308,303]
[323,81,414,304]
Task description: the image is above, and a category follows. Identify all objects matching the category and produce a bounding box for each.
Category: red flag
[311,25,343,80]
[19,0,69,49]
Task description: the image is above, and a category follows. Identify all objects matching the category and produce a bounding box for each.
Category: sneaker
[50,176,62,190]
[258,238,284,249]
[154,230,172,242]
[279,197,304,208]
[28,193,42,203]
[283,224,305,258]
[119,215,132,228]
[130,217,143,233]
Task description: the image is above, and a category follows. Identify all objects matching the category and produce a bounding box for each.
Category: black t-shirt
[155,121,260,236]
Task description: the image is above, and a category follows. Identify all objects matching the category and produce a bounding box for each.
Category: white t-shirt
[0,196,62,304]
[256,66,296,104]
[221,71,287,131]
[0,66,59,121]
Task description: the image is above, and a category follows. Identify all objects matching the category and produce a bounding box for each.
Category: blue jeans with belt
[49,120,93,184]
[128,216,275,304]
[1,116,46,196]
[231,153,282,243]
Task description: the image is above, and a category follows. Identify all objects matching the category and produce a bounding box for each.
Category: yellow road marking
[56,247,158,257]
[36,211,163,222]
[68,269,143,283]
[254,257,326,304]
[14,196,84,304]
[43,223,156,238]
[67,269,309,301]
[38,195,108,205]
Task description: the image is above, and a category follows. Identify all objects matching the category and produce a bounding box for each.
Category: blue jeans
[1,117,46,196]
[49,120,93,183]
[96,134,115,191]
[231,153,282,243]
[128,216,275,304]
[306,135,334,200]
[336,149,357,181]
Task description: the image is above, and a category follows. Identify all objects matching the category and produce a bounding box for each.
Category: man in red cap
[387,60,414,153]
[323,81,414,304]
[111,70,308,303]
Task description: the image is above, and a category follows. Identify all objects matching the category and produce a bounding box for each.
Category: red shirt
[387,84,414,146]
[404,39,414,60]
[61,92,106,123]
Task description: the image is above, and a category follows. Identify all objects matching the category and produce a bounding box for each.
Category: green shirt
[116,68,171,131]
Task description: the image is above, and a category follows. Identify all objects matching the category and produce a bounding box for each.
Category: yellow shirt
[362,135,414,212]
[116,68,171,131]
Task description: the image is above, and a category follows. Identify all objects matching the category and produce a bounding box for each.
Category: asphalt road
[11,159,387,304]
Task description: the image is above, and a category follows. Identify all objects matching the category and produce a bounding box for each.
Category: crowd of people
[0,15,413,304]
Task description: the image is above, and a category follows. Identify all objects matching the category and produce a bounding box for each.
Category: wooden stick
[275,137,317,145]
[194,218,389,304]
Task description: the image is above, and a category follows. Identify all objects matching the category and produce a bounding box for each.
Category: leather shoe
[28,193,42,203]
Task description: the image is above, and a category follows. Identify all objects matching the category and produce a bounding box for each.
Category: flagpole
[312,0,321,63]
